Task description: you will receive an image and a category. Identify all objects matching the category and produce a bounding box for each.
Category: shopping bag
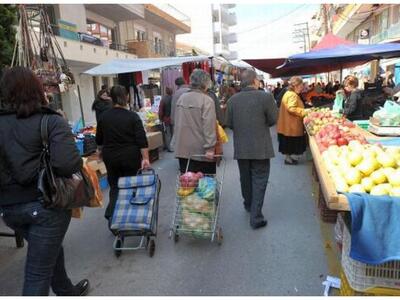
[82,164,103,208]
[332,92,344,112]
[217,122,228,144]
[110,169,159,232]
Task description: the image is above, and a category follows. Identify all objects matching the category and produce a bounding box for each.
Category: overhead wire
[232,4,315,53]
[235,4,310,36]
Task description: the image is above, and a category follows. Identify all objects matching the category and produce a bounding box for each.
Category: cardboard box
[147,132,163,150]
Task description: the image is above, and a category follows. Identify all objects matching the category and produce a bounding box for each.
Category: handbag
[37,115,95,209]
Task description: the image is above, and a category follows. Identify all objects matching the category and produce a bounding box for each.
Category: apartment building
[175,4,238,60]
[29,4,190,125]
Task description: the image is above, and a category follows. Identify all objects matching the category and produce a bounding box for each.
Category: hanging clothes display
[182,60,212,84]
[134,71,143,85]
[142,70,150,85]
[161,67,182,94]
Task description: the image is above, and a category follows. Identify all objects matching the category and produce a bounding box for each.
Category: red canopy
[312,33,354,51]
[241,58,286,74]
[243,33,356,77]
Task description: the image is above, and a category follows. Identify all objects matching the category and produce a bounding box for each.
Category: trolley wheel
[15,232,24,248]
[216,227,223,245]
[174,233,179,243]
[114,238,123,258]
[148,239,155,257]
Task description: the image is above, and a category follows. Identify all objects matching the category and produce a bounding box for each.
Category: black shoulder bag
[38,115,94,209]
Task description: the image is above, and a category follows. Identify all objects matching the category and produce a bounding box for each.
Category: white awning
[83,55,211,76]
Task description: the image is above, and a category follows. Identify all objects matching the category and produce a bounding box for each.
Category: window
[136,30,146,41]
[376,9,389,33]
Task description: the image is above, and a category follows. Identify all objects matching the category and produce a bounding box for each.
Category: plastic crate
[353,120,370,130]
[340,270,400,296]
[342,221,400,292]
[317,185,339,223]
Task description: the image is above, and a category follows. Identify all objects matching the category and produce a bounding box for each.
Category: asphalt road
[0,128,331,296]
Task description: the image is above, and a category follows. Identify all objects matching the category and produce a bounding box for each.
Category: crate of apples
[304,109,349,136]
[315,124,367,153]
[322,141,400,197]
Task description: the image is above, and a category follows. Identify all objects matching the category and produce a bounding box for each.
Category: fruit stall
[305,108,400,211]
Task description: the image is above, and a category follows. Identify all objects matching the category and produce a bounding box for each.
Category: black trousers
[179,158,216,174]
[237,159,270,227]
[103,150,141,222]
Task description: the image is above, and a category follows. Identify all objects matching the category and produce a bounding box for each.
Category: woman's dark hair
[110,85,128,106]
[0,67,47,118]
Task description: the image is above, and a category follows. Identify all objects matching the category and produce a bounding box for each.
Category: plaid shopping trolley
[110,168,161,257]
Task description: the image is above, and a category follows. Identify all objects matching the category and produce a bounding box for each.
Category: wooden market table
[308,125,389,212]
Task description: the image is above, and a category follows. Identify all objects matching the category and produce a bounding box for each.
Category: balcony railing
[152,4,191,27]
[371,30,389,44]
[388,22,400,41]
[126,39,176,58]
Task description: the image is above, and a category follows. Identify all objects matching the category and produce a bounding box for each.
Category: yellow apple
[338,161,352,176]
[382,167,396,178]
[357,158,377,177]
[348,151,363,166]
[377,152,396,168]
[370,169,387,185]
[333,177,349,193]
[385,147,400,156]
[389,187,400,197]
[361,177,374,192]
[370,184,390,196]
[344,168,362,186]
[363,148,377,159]
[348,140,363,151]
[348,184,366,193]
[388,170,400,187]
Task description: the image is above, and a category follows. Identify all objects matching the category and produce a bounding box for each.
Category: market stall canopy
[312,33,354,51]
[274,43,400,78]
[242,58,286,74]
[242,34,354,77]
[83,55,211,76]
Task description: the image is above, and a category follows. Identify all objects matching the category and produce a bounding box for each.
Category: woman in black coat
[340,75,364,121]
[96,85,150,225]
[0,67,89,296]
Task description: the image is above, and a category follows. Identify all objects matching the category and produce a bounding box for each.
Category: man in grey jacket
[226,69,278,229]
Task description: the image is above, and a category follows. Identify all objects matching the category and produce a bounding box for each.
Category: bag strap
[40,114,50,151]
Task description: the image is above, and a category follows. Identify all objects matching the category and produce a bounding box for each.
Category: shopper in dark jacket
[92,85,113,123]
[0,67,89,296]
[226,69,278,230]
[96,85,150,223]
[207,87,224,125]
[340,75,364,121]
[159,87,173,151]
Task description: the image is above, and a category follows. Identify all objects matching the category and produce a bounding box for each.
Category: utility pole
[293,22,310,52]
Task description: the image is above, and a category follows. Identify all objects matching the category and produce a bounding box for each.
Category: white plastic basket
[342,222,400,291]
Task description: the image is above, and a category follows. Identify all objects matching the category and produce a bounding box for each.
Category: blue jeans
[1,201,77,296]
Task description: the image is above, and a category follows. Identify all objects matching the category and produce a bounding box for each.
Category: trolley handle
[185,154,224,174]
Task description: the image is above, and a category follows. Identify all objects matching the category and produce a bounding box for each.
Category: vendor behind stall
[339,75,364,121]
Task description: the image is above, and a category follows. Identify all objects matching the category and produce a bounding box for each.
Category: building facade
[175,4,238,60]
[28,4,190,125]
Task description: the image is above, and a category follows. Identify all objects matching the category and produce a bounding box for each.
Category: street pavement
[0,128,331,296]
